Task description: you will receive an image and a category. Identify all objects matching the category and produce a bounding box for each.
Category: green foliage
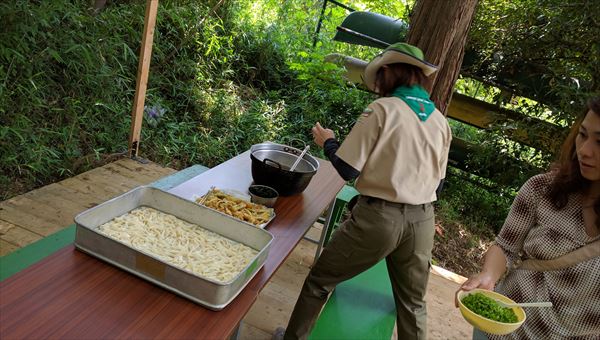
[467,0,599,123]
[453,0,597,199]
[449,119,547,190]
[437,167,514,235]
[0,0,142,196]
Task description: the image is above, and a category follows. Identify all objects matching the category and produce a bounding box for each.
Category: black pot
[250,143,319,196]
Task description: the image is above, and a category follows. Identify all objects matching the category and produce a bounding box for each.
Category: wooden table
[0,151,345,339]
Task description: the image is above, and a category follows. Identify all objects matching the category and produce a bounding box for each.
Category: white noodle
[96,207,258,283]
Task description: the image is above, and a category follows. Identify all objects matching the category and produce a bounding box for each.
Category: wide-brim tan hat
[362,42,438,92]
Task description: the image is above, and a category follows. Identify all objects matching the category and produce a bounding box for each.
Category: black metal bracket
[334,26,390,49]
[313,0,356,48]
[128,141,149,164]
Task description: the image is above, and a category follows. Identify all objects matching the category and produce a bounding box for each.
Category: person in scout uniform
[278,43,452,340]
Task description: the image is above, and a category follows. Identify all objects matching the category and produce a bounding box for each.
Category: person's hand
[454,272,496,307]
[311,122,335,148]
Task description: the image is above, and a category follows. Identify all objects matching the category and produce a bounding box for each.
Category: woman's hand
[454,272,497,308]
[462,272,497,291]
[311,122,335,148]
[454,244,508,308]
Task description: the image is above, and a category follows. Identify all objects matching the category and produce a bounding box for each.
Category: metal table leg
[229,321,242,340]
[313,201,336,266]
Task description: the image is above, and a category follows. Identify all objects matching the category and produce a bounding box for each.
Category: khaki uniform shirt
[336,97,452,204]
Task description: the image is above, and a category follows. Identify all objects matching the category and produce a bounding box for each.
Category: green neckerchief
[392,85,435,121]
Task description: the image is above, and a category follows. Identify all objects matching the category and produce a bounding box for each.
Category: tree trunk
[407,0,479,115]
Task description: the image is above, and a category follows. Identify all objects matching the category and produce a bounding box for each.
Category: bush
[0,0,373,199]
[1,1,144,198]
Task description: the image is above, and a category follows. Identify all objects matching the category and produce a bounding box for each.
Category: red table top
[0,151,345,339]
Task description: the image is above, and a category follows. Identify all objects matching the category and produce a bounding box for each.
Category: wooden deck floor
[0,158,176,255]
[0,158,471,339]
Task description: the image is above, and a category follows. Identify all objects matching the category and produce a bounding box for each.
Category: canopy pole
[128,0,159,158]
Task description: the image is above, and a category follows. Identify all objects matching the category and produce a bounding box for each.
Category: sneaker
[272,327,286,340]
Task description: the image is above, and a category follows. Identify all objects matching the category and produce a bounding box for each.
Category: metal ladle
[289,145,310,172]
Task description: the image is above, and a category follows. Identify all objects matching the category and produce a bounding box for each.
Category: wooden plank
[0,198,66,236]
[325,53,368,84]
[111,158,175,180]
[81,170,145,192]
[128,0,160,157]
[4,182,96,211]
[303,223,323,243]
[73,160,173,192]
[0,201,60,234]
[0,159,174,256]
[57,176,132,202]
[0,219,22,236]
[72,159,171,188]
[286,237,319,271]
[425,272,472,339]
[243,287,296,335]
[239,323,271,340]
[37,183,104,211]
[56,160,175,206]
[116,157,174,173]
[104,162,169,184]
[4,190,86,229]
[242,238,317,335]
[82,162,155,186]
[0,240,18,257]
[3,174,143,234]
[449,137,542,187]
[444,94,564,153]
[34,182,99,204]
[0,220,43,249]
[447,92,495,128]
[74,170,145,197]
[6,186,94,228]
[103,161,158,182]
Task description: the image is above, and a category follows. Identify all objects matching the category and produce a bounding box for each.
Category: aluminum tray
[192,189,275,229]
[74,186,273,311]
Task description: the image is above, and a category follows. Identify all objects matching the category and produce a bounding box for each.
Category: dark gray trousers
[285,196,436,340]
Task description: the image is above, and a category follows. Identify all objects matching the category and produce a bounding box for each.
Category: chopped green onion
[462,292,519,323]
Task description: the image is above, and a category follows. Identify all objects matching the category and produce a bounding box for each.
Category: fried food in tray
[195,188,274,227]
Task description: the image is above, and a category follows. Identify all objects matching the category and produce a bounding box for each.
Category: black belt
[361,195,430,210]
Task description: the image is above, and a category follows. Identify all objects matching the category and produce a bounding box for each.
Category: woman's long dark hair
[374,63,427,97]
[548,97,600,227]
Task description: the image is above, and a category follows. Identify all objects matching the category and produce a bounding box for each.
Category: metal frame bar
[334,26,390,49]
[313,0,355,47]
[327,0,355,12]
[312,201,336,266]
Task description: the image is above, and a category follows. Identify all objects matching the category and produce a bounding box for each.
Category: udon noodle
[96,207,258,283]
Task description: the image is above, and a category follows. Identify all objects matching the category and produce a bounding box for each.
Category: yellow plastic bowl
[457,288,526,335]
